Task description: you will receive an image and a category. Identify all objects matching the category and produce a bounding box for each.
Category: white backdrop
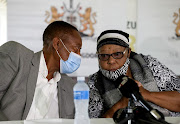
[3,0,180,76]
[7,0,132,77]
[0,0,7,46]
[137,0,180,75]
[5,0,180,76]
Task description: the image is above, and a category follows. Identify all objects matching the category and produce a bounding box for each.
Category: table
[0,118,114,124]
[0,117,180,124]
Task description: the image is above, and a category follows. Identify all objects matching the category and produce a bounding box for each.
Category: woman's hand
[102,97,128,118]
[135,80,151,101]
[135,80,180,112]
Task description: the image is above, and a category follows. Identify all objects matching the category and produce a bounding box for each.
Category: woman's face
[98,44,130,71]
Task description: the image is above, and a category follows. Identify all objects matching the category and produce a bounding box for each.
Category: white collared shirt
[26,52,60,120]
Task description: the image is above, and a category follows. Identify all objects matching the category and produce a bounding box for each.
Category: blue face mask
[56,39,81,74]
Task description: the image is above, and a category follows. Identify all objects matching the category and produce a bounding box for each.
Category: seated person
[0,21,82,121]
[88,30,180,118]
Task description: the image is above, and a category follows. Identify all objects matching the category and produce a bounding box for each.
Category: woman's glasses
[98,49,127,61]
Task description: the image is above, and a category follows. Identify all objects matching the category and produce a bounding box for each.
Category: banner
[137,0,180,75]
[0,0,7,46]
[7,0,131,77]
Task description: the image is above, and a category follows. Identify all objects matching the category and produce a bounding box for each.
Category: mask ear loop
[56,39,71,60]
[56,50,62,60]
[59,39,71,54]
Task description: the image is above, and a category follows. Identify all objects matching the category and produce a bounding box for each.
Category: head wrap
[97,30,129,51]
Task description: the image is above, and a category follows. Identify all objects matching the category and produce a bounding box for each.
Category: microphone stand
[114,99,171,124]
[115,98,136,124]
[126,98,134,124]
[113,75,171,124]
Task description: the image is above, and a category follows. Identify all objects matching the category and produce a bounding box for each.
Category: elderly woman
[88,30,180,118]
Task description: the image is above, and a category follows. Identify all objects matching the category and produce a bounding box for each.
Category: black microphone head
[115,75,139,98]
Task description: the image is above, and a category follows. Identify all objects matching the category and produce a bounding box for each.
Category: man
[0,21,82,120]
[88,29,180,118]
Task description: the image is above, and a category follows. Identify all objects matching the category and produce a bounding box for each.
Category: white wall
[0,0,7,46]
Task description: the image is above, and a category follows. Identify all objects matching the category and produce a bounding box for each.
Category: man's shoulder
[0,41,33,52]
[0,41,34,58]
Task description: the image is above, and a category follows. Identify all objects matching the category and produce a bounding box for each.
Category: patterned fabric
[143,55,180,117]
[88,73,104,118]
[88,54,180,118]
[143,55,180,92]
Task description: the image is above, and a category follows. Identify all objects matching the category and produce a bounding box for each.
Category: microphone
[115,75,165,121]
